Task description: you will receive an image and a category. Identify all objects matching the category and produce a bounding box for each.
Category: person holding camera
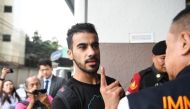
[0,67,21,109]
[15,76,52,109]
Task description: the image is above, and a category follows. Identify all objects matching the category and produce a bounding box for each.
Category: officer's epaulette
[139,67,152,77]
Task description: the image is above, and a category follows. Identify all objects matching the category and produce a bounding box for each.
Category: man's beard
[73,58,100,75]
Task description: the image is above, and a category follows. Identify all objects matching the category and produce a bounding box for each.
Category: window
[2,34,11,42]
[4,5,12,13]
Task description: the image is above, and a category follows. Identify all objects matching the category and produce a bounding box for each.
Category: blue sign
[50,50,62,61]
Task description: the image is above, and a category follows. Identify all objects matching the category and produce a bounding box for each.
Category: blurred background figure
[16,76,52,109]
[0,67,21,109]
[16,84,26,101]
[126,40,169,94]
[38,59,66,98]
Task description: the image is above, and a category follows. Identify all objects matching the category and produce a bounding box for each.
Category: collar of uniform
[151,64,159,75]
[151,64,167,80]
[176,65,190,79]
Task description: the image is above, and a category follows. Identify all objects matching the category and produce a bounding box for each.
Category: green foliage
[25,31,60,67]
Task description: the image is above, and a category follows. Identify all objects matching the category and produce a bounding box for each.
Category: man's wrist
[0,78,5,81]
[0,74,6,79]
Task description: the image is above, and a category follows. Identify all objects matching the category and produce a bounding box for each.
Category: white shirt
[43,75,52,95]
[0,93,19,109]
[16,87,26,101]
[118,97,130,109]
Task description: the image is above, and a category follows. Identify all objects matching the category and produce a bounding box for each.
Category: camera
[0,66,14,73]
[9,68,13,73]
[32,89,47,95]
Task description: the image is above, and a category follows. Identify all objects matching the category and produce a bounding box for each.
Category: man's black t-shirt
[52,74,116,109]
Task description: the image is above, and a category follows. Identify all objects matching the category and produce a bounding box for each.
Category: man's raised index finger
[100,66,107,87]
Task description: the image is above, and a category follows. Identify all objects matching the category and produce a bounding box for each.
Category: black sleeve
[52,96,67,109]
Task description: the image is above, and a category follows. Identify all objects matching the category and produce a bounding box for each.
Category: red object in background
[126,72,141,94]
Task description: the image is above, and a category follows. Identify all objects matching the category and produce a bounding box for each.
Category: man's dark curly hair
[67,23,98,49]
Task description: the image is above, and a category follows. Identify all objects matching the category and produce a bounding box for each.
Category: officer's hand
[100,66,123,109]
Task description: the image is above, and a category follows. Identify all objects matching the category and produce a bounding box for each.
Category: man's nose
[33,85,39,89]
[87,47,96,56]
[8,85,12,89]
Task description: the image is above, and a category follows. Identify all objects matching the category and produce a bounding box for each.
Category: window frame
[2,34,11,42]
[4,5,12,13]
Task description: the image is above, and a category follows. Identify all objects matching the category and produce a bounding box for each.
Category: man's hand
[37,71,43,79]
[1,67,11,78]
[100,66,123,109]
[0,67,11,92]
[38,94,52,109]
[26,94,36,109]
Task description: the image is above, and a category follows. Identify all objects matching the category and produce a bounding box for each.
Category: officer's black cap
[152,40,166,55]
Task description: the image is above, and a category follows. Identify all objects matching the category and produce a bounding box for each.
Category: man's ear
[152,54,157,64]
[151,54,155,61]
[179,31,190,55]
[67,49,73,60]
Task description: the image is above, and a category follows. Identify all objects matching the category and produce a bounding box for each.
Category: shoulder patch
[127,72,141,94]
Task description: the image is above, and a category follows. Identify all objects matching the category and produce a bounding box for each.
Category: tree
[25,31,60,67]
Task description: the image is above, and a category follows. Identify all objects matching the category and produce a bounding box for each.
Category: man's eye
[78,45,86,49]
[93,44,99,49]
[91,43,99,49]
[161,57,165,59]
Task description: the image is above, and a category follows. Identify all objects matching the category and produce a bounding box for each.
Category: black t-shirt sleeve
[52,84,81,109]
[52,96,67,109]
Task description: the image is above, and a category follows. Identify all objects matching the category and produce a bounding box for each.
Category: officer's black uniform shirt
[127,65,190,109]
[139,64,169,90]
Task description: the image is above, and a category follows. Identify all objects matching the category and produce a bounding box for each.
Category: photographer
[16,76,52,109]
[0,67,21,109]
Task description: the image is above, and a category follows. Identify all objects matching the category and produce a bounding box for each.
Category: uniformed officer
[100,8,190,109]
[126,40,169,94]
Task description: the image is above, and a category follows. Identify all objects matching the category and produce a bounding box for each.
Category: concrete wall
[88,0,185,42]
[0,0,26,65]
[100,43,154,88]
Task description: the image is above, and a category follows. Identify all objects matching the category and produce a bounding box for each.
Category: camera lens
[32,90,39,95]
[9,68,13,73]
[32,89,47,95]
[39,89,47,94]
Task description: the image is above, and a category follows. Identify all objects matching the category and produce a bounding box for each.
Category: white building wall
[0,0,25,65]
[76,0,185,43]
[0,0,13,23]
[74,0,87,23]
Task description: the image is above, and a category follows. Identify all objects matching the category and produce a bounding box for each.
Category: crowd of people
[0,7,190,109]
[0,67,21,109]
